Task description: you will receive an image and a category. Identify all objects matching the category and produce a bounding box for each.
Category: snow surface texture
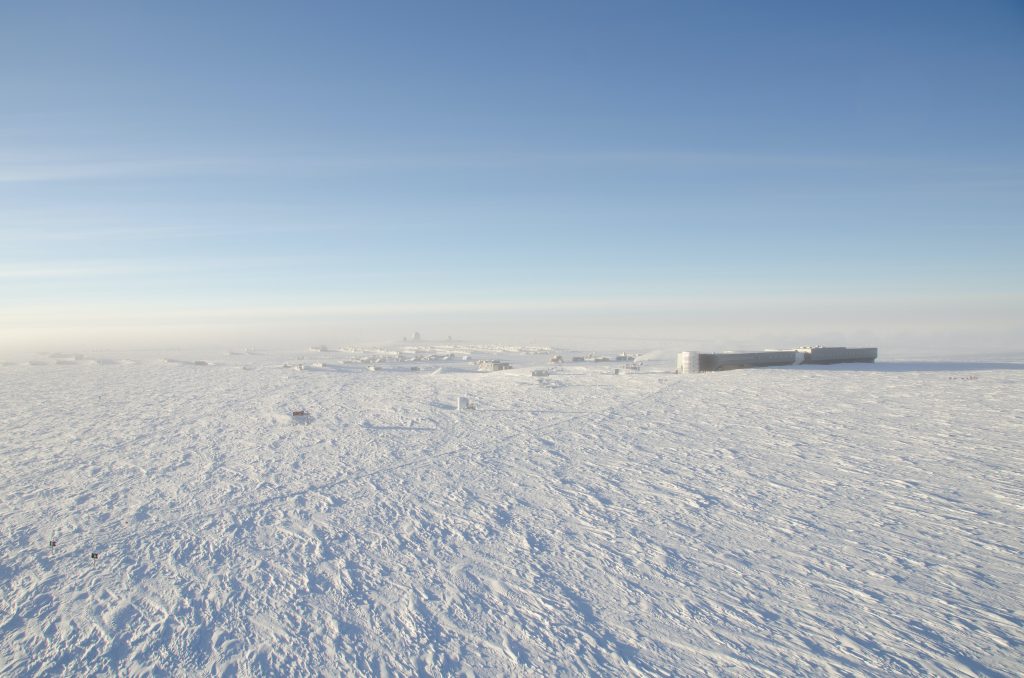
[1,347,1022,675]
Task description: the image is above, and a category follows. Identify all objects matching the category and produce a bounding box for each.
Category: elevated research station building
[678,346,878,373]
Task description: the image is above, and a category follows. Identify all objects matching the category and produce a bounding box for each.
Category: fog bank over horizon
[3,294,1022,361]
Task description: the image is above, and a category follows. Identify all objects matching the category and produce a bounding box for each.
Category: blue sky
[2,1,1022,352]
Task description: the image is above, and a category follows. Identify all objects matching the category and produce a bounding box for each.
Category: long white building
[678,346,877,373]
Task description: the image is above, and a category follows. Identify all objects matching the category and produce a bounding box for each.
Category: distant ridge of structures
[677,346,878,373]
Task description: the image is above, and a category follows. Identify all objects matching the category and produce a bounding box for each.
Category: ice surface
[1,347,1022,675]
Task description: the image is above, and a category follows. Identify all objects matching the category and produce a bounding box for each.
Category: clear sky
[2,1,1022,354]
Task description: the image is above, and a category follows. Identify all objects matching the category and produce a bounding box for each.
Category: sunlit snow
[1,347,1021,675]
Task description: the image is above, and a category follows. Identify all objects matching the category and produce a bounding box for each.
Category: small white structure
[677,351,701,373]
[478,360,512,372]
[457,396,471,410]
[531,369,550,377]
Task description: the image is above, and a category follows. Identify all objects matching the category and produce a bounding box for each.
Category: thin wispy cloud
[0,256,292,280]
[0,150,923,183]
[0,261,180,279]
[0,159,205,183]
[0,223,217,241]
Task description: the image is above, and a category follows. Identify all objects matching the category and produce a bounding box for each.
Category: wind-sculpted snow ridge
[0,350,1021,675]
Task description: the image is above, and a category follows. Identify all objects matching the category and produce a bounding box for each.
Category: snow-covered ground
[1,346,1022,675]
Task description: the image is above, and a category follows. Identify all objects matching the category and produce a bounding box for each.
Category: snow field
[0,352,1022,675]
